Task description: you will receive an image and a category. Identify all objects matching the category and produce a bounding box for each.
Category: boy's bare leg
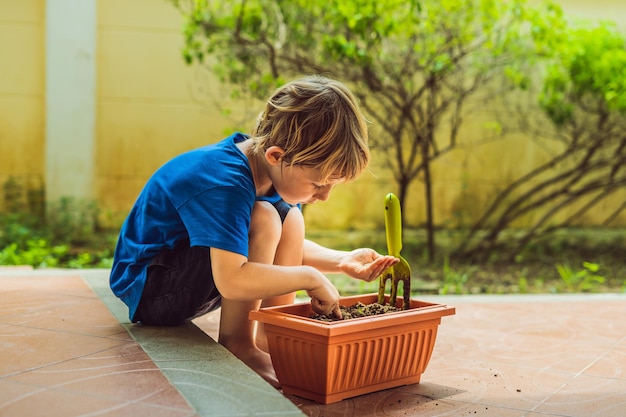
[256,206,304,352]
[218,298,280,387]
[218,201,282,387]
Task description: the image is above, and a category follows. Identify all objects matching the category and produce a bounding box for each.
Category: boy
[110,75,399,387]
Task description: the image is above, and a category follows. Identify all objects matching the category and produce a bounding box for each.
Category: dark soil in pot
[310,301,400,322]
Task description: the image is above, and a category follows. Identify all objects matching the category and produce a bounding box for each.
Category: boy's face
[263,145,345,205]
[274,164,345,205]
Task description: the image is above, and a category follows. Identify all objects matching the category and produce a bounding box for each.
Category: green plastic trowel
[378,193,411,309]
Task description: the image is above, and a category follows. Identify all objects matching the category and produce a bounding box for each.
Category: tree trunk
[421,139,435,262]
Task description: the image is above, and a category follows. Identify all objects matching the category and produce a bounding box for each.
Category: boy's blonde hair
[251,75,370,182]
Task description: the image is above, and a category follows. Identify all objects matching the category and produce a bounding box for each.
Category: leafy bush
[555,262,606,292]
[0,240,67,268]
[0,215,115,269]
[0,185,115,269]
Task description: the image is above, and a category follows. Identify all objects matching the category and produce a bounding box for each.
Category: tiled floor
[1,268,625,417]
[0,269,197,417]
[0,268,301,417]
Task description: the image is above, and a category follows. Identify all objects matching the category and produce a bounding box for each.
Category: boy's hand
[310,297,342,320]
[338,248,399,282]
[306,272,343,319]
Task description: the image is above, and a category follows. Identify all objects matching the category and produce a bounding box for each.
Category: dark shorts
[273,199,294,223]
[133,199,295,326]
[133,240,220,326]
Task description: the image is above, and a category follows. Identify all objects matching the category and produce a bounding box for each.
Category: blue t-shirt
[110,133,256,320]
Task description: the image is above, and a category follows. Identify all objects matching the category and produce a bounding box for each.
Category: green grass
[2,208,624,295]
[306,227,626,295]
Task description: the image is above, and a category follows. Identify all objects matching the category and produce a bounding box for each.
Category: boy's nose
[315,185,332,201]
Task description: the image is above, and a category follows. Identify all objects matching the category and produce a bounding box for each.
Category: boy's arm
[301,239,348,273]
[302,239,399,282]
[210,247,341,317]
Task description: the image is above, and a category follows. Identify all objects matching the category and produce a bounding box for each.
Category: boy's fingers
[332,305,343,320]
[310,298,323,314]
[311,298,333,313]
[311,298,342,320]
[365,258,396,281]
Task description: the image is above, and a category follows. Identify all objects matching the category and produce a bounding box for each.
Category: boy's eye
[313,183,325,190]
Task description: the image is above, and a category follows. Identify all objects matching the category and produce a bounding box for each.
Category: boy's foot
[255,326,269,353]
[222,343,280,388]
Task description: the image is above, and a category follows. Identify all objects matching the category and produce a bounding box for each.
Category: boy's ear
[265,146,285,166]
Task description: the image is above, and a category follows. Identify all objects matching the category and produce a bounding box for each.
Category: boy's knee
[283,207,304,234]
[250,201,282,241]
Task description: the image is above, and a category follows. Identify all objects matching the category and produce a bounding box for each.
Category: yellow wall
[1,0,625,229]
[0,0,45,210]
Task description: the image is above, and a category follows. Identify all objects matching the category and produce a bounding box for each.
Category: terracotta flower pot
[249,293,455,404]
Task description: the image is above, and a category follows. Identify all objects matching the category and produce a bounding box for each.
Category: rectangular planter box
[249,293,455,404]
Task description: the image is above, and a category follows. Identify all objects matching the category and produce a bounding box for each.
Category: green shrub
[0,185,116,269]
[555,262,606,292]
[0,239,67,268]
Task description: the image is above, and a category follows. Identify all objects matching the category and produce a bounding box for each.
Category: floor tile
[582,340,626,380]
[535,374,626,417]
[1,270,285,417]
[6,343,188,405]
[0,380,196,417]
[0,380,40,408]
[82,270,306,417]
[2,270,625,417]
[420,362,573,410]
[291,385,534,417]
[0,324,129,377]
